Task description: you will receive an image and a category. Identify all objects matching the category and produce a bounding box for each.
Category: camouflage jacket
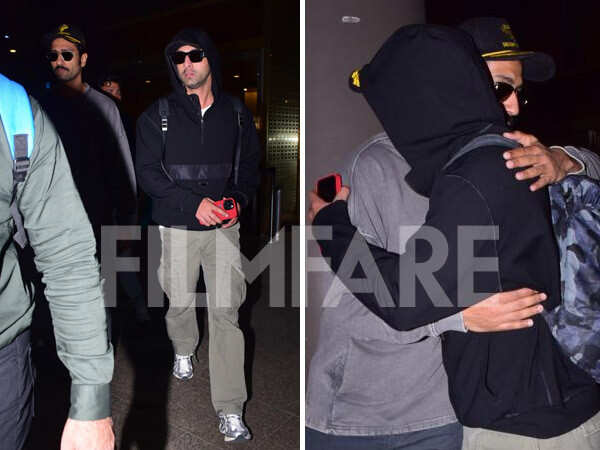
[545,175,600,382]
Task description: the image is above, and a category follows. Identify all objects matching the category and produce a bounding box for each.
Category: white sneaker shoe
[173,354,193,380]
[218,413,252,442]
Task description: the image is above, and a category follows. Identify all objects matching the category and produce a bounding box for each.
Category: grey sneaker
[173,354,193,380]
[218,413,252,442]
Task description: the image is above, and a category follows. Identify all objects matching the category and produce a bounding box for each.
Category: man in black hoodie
[309,25,600,448]
[136,28,259,442]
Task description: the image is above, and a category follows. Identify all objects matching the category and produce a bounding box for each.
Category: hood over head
[164,28,222,99]
[351,24,507,196]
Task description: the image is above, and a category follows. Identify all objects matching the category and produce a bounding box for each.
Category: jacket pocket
[332,335,448,428]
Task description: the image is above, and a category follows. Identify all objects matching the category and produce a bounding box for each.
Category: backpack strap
[157,95,244,185]
[157,97,174,183]
[443,133,518,171]
[0,74,35,248]
[230,96,244,185]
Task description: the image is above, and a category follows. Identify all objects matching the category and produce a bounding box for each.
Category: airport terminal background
[1,1,299,449]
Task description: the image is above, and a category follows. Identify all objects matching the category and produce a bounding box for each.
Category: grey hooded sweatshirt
[306,133,466,435]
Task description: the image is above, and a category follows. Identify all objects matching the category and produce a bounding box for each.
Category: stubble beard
[181,70,211,90]
[54,66,80,83]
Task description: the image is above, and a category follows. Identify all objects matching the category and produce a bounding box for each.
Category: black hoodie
[135,28,260,230]
[315,24,599,438]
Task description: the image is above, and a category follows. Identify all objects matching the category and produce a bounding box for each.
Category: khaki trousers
[158,223,247,415]
[462,410,600,450]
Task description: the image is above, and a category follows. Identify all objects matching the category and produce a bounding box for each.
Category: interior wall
[305,0,426,370]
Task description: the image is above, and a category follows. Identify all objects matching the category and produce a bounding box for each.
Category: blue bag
[0,73,35,247]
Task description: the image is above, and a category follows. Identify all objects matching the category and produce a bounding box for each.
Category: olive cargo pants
[158,223,247,415]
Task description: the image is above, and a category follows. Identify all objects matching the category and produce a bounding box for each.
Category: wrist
[550,145,583,174]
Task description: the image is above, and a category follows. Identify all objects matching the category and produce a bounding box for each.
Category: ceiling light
[243,88,248,92]
[341,16,360,24]
[233,74,240,78]
[4,34,9,39]
[145,80,151,84]
[9,49,16,54]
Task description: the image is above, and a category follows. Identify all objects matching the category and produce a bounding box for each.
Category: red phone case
[316,173,342,201]
[214,198,238,220]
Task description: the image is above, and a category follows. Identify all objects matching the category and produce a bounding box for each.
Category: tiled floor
[26,230,300,449]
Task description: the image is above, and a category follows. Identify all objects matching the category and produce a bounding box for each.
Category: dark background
[427,0,600,151]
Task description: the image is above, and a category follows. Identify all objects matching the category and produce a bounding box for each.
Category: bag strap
[230,96,244,185]
[157,97,174,183]
[0,74,35,248]
[443,133,518,171]
[157,95,244,185]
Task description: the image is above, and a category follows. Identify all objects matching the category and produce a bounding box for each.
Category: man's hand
[61,417,114,450]
[221,203,241,229]
[463,288,547,332]
[307,186,350,223]
[195,198,226,226]
[503,131,582,191]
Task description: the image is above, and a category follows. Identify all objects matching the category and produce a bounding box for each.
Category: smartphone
[316,173,342,202]
[214,197,238,220]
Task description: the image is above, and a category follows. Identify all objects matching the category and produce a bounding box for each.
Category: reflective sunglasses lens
[516,88,528,107]
[172,52,186,64]
[188,50,204,63]
[494,82,514,102]
[46,52,59,62]
[61,51,74,61]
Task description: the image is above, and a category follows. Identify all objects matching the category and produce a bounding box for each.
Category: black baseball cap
[42,24,87,52]
[460,17,555,82]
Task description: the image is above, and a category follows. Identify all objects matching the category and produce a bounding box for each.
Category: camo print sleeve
[544,175,600,382]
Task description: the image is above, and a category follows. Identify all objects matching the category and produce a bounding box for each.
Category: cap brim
[483,49,555,82]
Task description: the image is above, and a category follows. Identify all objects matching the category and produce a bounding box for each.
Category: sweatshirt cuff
[181,192,203,214]
[69,384,111,420]
[551,145,586,175]
[224,190,249,209]
[429,312,468,336]
[313,200,351,227]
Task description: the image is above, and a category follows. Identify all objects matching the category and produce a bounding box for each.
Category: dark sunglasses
[171,49,205,65]
[46,50,75,62]
[494,81,528,106]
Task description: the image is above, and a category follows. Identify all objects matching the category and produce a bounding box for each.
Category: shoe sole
[224,434,251,443]
[172,372,193,380]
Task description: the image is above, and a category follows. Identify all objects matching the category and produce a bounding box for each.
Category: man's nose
[503,92,520,117]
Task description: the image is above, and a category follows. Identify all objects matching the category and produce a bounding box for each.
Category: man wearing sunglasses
[136,28,260,443]
[40,24,137,252]
[461,17,600,190]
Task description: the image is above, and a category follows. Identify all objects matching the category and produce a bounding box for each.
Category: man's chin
[54,71,71,81]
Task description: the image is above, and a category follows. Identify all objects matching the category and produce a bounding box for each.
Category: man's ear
[80,52,88,68]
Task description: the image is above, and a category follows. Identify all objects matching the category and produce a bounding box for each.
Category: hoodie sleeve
[552,145,600,180]
[135,106,204,214]
[223,103,261,209]
[313,173,500,331]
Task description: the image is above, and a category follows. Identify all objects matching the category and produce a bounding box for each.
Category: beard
[54,65,80,83]
[180,69,211,90]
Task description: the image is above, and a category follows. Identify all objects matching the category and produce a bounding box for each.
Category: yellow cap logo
[351,69,360,88]
[59,24,69,33]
